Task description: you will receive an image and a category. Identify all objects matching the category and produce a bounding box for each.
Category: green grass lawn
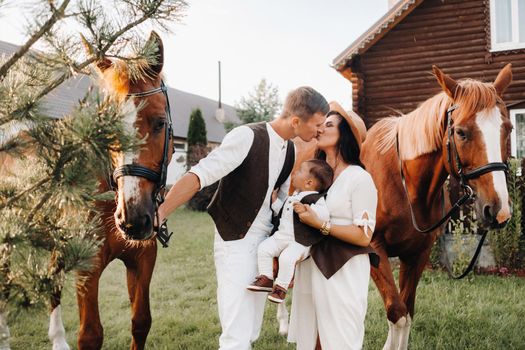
[8,208,525,349]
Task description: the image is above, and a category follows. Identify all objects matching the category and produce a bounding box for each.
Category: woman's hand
[294,203,322,229]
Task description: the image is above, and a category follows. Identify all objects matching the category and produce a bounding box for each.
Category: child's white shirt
[271,190,330,243]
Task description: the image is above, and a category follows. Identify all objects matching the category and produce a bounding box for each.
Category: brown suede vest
[207,122,295,241]
[311,237,379,279]
[293,193,328,246]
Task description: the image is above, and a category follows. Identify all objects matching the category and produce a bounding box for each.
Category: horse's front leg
[370,239,409,350]
[77,267,105,350]
[395,241,435,350]
[48,289,70,350]
[276,302,289,336]
[77,243,111,350]
[124,242,157,350]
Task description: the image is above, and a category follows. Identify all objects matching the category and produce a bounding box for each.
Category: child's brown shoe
[247,275,273,292]
[267,284,287,303]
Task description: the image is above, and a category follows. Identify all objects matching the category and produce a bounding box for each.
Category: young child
[247,159,333,303]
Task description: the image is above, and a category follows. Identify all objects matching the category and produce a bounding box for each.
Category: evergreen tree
[186,108,214,211]
[0,1,187,347]
[186,108,208,168]
[235,78,281,124]
[187,108,207,147]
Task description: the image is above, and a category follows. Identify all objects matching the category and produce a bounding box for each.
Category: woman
[288,101,378,350]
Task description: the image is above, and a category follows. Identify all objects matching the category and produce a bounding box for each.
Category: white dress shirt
[190,123,292,236]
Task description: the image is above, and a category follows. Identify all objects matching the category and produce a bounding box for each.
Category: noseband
[396,105,508,278]
[111,80,174,247]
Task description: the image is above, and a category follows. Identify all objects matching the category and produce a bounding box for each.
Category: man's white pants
[257,235,309,290]
[214,231,268,350]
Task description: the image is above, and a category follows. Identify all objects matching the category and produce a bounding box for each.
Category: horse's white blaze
[382,315,411,350]
[476,107,511,223]
[118,100,141,207]
[48,305,70,350]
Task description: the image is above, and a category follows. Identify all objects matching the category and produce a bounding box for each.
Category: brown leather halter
[111,80,174,247]
[397,105,508,278]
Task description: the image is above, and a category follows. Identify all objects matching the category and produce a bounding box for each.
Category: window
[490,0,525,51]
[510,109,525,158]
[174,142,186,151]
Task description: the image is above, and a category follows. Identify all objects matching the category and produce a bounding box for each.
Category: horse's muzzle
[115,211,154,241]
[480,204,511,230]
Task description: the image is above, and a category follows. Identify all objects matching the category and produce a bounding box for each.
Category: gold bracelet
[320,221,331,236]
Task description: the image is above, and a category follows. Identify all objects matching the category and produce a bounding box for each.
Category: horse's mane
[97,58,160,99]
[374,79,498,160]
[98,60,131,98]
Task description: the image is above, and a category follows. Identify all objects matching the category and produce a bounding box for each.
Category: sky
[0,0,390,110]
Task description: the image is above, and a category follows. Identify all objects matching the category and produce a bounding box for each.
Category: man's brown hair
[281,87,329,120]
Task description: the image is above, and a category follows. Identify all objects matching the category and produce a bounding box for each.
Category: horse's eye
[154,119,166,132]
[455,128,467,141]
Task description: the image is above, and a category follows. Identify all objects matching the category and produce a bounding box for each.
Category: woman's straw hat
[328,101,367,148]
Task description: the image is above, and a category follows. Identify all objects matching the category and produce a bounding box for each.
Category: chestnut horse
[360,64,513,350]
[48,32,173,350]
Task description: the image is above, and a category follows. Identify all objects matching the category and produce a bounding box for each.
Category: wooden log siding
[342,0,525,126]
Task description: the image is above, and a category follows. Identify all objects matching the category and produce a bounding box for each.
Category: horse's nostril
[143,214,152,231]
[117,221,128,233]
[483,205,493,221]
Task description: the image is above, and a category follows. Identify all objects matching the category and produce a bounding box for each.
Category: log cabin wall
[342,0,525,127]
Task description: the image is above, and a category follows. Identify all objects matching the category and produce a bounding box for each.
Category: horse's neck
[403,150,448,209]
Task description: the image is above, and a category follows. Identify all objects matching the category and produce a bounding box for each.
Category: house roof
[332,0,423,70]
[0,40,239,143]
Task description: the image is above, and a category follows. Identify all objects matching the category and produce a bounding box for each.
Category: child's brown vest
[271,192,327,246]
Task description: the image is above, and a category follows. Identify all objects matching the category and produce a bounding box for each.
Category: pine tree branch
[0,177,51,210]
[31,3,165,106]
[26,146,73,221]
[0,0,71,80]
[99,9,159,54]
[27,190,53,222]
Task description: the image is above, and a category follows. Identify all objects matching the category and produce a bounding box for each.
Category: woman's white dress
[288,165,377,350]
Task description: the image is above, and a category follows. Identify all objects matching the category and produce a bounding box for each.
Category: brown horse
[48,32,173,350]
[360,64,513,350]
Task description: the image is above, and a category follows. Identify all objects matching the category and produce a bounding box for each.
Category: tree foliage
[489,159,525,269]
[186,107,208,169]
[187,108,207,147]
[235,78,281,125]
[0,1,187,345]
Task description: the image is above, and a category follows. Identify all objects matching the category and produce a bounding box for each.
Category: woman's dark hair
[316,112,364,168]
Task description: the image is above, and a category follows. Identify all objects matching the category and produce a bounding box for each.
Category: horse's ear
[433,65,461,100]
[145,31,164,77]
[493,63,512,96]
[80,33,112,72]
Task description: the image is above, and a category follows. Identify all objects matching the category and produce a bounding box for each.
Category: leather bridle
[396,105,508,278]
[111,80,174,247]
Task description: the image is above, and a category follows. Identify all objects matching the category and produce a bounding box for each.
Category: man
[158,86,328,350]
